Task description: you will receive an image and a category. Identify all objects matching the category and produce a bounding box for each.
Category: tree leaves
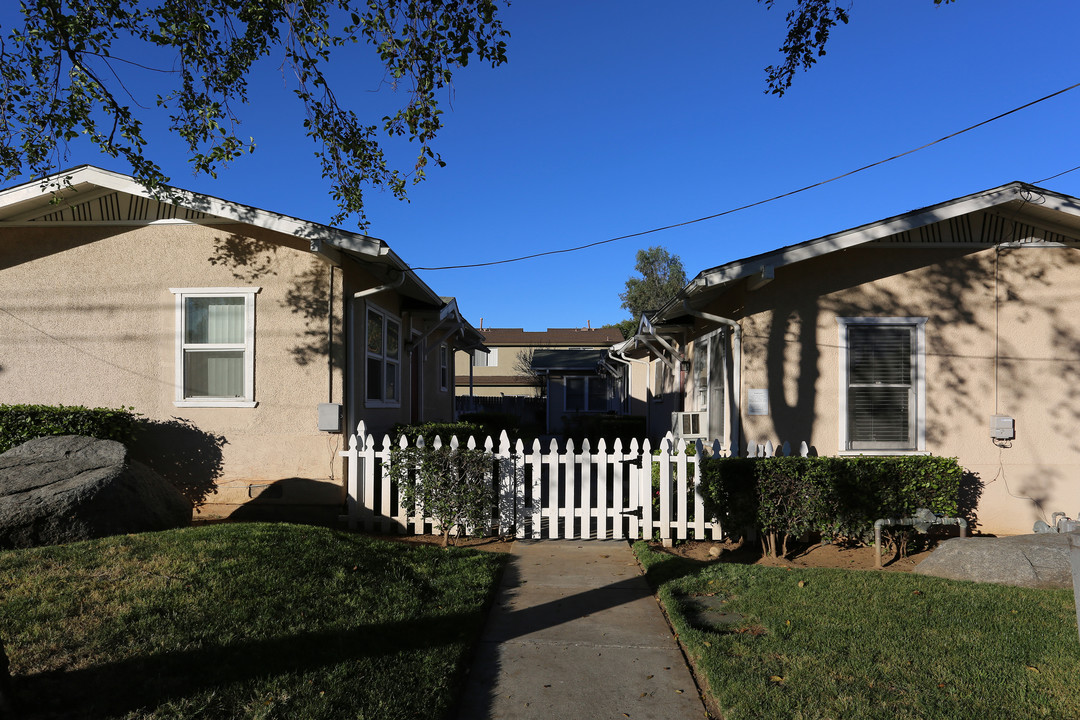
[618,246,687,334]
[761,0,956,96]
[0,0,508,226]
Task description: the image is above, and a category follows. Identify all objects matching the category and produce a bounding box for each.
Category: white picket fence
[340,422,811,542]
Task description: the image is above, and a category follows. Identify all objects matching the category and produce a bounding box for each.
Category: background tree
[761,0,954,96]
[512,347,544,398]
[613,245,687,339]
[0,0,508,226]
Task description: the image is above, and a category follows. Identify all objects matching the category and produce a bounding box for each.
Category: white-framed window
[366,304,401,407]
[170,287,259,408]
[838,317,927,454]
[439,344,449,391]
[565,375,608,413]
[473,348,498,367]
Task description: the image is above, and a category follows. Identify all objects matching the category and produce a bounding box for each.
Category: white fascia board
[1025,186,1080,217]
[670,184,1033,316]
[0,165,385,256]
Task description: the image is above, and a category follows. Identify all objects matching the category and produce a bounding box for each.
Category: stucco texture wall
[0,222,346,518]
[711,243,1080,535]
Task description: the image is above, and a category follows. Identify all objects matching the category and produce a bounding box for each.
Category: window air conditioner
[672,411,707,439]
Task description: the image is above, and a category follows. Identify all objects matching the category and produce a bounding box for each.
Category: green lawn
[1,523,506,719]
[635,541,1080,720]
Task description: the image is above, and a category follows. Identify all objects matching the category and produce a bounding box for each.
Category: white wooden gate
[337,422,783,541]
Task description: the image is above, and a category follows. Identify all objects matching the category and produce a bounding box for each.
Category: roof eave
[655,181,1045,321]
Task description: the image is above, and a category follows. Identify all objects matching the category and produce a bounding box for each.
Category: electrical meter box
[317,403,342,433]
[990,414,1015,440]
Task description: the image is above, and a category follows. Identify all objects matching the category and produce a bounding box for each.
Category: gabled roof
[0,165,475,323]
[477,327,625,346]
[655,181,1080,322]
[531,349,608,372]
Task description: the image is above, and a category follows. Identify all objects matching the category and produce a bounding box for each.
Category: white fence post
[340,421,363,530]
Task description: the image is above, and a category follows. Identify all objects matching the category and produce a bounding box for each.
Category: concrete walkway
[457,541,707,720]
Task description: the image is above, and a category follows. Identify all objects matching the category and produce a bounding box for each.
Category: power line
[410,79,1080,272]
[1034,164,1080,184]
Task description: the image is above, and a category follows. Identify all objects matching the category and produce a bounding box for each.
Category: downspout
[682,300,742,455]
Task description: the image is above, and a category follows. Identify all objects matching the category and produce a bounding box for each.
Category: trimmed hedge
[699,455,964,555]
[391,421,490,446]
[0,404,139,454]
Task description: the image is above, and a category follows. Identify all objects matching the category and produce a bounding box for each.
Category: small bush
[0,404,139,454]
[390,445,495,546]
[391,421,488,446]
[700,455,964,556]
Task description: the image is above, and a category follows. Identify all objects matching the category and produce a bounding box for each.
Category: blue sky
[7,1,1080,330]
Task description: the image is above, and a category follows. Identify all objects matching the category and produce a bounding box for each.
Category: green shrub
[0,404,139,454]
[389,445,495,546]
[699,455,964,556]
[391,421,488,446]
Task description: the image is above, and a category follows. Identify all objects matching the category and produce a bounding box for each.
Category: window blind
[847,325,914,447]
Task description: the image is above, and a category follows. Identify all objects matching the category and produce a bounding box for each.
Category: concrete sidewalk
[457,541,706,720]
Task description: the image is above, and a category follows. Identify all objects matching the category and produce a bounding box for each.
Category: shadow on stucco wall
[226,477,344,526]
[744,210,1080,529]
[209,233,343,370]
[130,418,226,509]
[284,260,344,369]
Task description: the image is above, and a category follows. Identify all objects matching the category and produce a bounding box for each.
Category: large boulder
[0,435,191,549]
[915,533,1079,589]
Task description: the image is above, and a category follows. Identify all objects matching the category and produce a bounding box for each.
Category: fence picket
[611,438,625,540]
[546,438,560,539]
[529,439,542,539]
[378,434,393,532]
[563,439,577,538]
[596,438,609,540]
[580,439,592,539]
[693,439,706,539]
[343,430,360,530]
[641,438,654,539]
[675,439,689,541]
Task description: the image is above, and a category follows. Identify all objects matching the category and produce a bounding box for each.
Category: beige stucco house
[623,182,1080,536]
[0,166,484,521]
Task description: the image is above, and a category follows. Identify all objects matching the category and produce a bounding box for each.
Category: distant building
[455,327,626,434]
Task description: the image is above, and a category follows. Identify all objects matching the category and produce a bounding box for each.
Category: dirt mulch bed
[363,531,937,569]
[380,533,515,553]
[652,538,933,571]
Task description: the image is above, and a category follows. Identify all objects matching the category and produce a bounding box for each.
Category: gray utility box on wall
[990,414,1015,440]
[318,403,343,433]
